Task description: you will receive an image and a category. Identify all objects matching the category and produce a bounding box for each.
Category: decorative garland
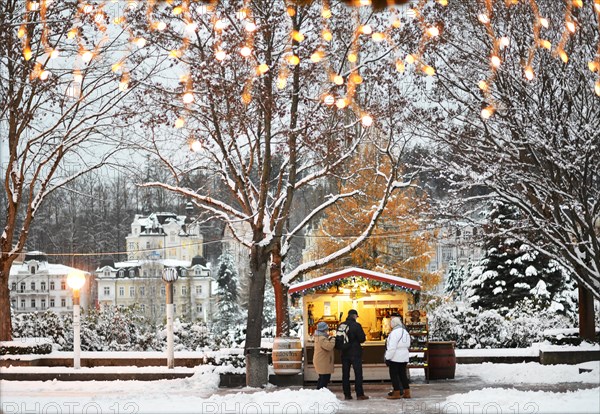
[290,275,418,299]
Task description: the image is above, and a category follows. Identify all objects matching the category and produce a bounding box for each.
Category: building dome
[191,255,207,267]
[24,251,48,263]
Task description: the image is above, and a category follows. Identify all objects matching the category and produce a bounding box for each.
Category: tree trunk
[0,261,13,341]
[270,242,290,337]
[245,244,268,351]
[578,285,596,341]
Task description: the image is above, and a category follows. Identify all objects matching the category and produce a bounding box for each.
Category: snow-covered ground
[1,359,598,414]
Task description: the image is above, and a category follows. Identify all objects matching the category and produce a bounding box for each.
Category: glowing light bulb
[392,19,401,28]
[240,46,252,57]
[310,51,324,63]
[292,31,305,42]
[423,65,436,76]
[215,19,228,31]
[395,60,405,73]
[185,22,198,33]
[336,98,348,109]
[190,140,202,152]
[481,106,494,119]
[559,50,569,63]
[350,73,363,84]
[50,49,60,59]
[491,55,501,68]
[333,75,344,85]
[573,0,583,8]
[348,53,357,63]
[539,40,552,49]
[322,8,332,19]
[524,66,534,80]
[135,37,146,47]
[499,37,510,49]
[236,9,247,20]
[245,22,257,32]
[257,63,269,74]
[111,62,122,73]
[287,55,300,65]
[18,25,26,38]
[359,0,371,5]
[438,0,448,5]
[175,118,185,128]
[372,33,385,42]
[156,21,167,31]
[82,50,93,63]
[39,70,50,81]
[405,54,415,64]
[595,81,600,97]
[539,18,549,28]
[566,21,576,33]
[119,80,129,91]
[215,50,227,61]
[287,6,296,17]
[67,29,77,39]
[83,4,93,13]
[426,26,439,37]
[360,25,372,35]
[73,71,83,83]
[322,30,332,42]
[588,61,598,72]
[478,80,488,91]
[183,92,194,104]
[172,6,183,15]
[361,114,373,127]
[277,77,287,89]
[478,14,490,24]
[323,94,335,105]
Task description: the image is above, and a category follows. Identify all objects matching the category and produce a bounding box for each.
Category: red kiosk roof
[288,267,421,294]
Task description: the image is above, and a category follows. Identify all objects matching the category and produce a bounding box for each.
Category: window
[182,304,187,315]
[143,270,148,277]
[140,304,146,314]
[50,299,55,308]
[50,281,55,290]
[41,299,46,309]
[195,268,202,276]
[61,281,66,290]
[130,286,135,297]
[160,286,166,296]
[103,286,110,296]
[195,285,202,295]
[181,285,187,296]
[30,282,36,291]
[173,304,177,314]
[41,281,46,291]
[61,298,66,307]
[129,269,135,278]
[196,304,203,314]
[11,282,16,291]
[161,304,165,313]
[119,287,125,296]
[31,299,36,309]
[20,299,25,309]
[140,286,145,297]
[11,299,16,309]
[30,265,36,274]
[20,282,25,292]
[150,286,156,296]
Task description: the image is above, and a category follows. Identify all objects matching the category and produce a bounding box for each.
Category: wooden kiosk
[289,267,422,382]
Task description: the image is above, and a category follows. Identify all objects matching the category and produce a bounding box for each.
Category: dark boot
[402,389,412,399]
[386,390,402,400]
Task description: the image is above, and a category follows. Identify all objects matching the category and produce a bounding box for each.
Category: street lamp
[66,271,86,369]
[162,267,178,369]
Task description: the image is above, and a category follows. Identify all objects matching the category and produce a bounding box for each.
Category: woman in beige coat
[313,321,336,389]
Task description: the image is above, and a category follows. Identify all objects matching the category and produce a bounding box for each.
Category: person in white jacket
[384,316,411,399]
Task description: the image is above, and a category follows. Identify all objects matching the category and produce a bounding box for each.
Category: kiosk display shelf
[405,310,429,383]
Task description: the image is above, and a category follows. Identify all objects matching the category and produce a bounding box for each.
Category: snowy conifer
[213,251,241,333]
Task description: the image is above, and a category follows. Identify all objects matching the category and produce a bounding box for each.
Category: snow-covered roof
[288,267,421,294]
[10,261,89,277]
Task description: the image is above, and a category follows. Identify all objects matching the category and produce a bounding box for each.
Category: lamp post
[66,271,86,369]
[162,267,178,369]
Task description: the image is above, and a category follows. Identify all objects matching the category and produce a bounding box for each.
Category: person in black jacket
[340,309,369,400]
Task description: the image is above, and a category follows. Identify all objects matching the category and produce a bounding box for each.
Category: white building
[96,257,213,323]
[125,212,203,261]
[96,211,214,323]
[9,252,90,315]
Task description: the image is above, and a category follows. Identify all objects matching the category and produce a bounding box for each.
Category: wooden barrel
[427,341,456,380]
[272,337,303,375]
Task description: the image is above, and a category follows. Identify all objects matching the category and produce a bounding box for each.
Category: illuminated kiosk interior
[289,267,421,382]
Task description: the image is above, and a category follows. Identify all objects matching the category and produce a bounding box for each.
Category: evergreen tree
[467,202,576,315]
[445,260,463,298]
[213,251,241,333]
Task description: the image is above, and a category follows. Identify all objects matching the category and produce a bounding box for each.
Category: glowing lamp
[67,272,86,291]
